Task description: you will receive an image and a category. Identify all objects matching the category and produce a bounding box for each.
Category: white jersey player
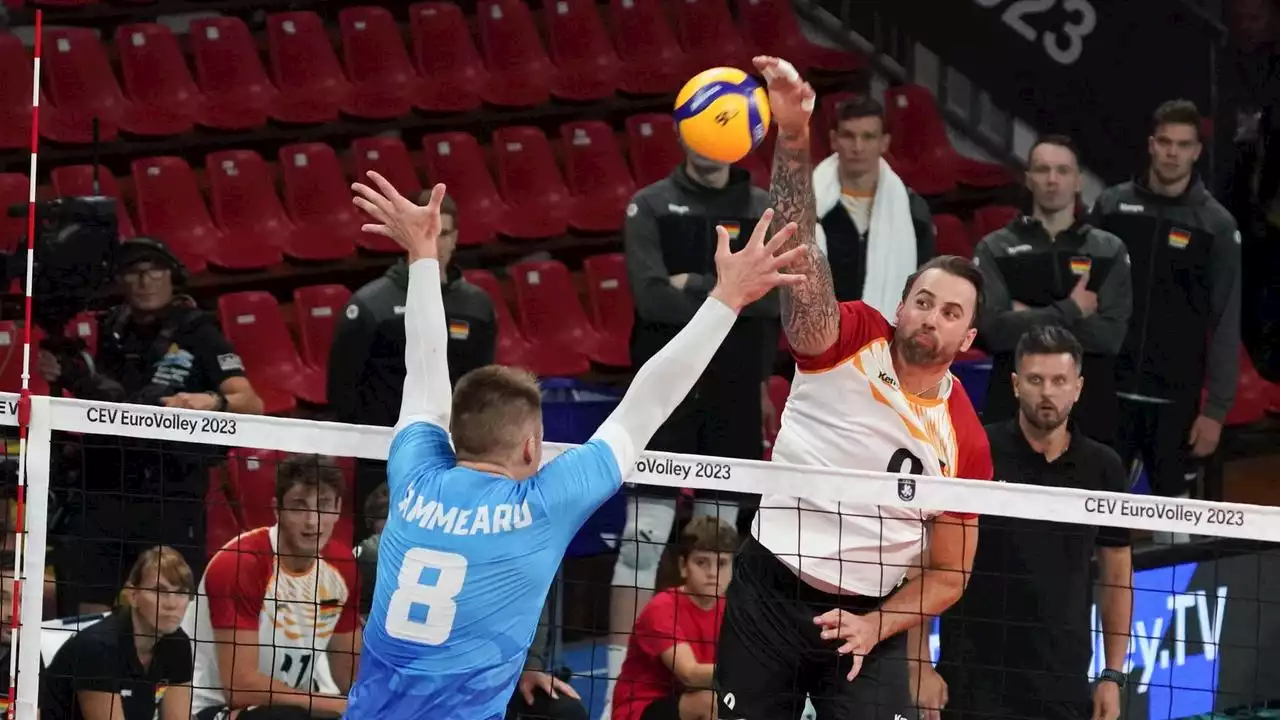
[185,454,360,720]
[712,56,994,720]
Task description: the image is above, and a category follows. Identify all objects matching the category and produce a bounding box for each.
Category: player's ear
[1010,373,1020,398]
[960,327,977,353]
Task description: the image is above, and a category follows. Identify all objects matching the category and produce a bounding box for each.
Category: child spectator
[612,516,737,720]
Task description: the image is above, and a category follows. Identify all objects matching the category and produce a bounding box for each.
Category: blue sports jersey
[346,421,622,720]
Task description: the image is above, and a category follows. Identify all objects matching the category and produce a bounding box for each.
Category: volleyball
[673,67,771,164]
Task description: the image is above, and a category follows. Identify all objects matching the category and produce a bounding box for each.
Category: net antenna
[10,11,42,720]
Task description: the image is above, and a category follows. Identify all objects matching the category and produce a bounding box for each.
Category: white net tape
[5,394,1279,720]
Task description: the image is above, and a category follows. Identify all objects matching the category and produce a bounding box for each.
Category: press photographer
[38,236,263,615]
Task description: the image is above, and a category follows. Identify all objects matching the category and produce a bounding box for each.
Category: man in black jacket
[327,192,496,539]
[974,135,1132,445]
[1091,100,1242,502]
[815,95,935,312]
[605,147,779,705]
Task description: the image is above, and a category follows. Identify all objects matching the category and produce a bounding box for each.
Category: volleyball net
[3,393,1279,720]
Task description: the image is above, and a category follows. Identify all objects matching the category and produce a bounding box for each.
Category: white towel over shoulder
[814,154,918,320]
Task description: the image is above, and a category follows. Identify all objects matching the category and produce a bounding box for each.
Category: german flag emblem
[720,221,741,241]
[1069,256,1092,276]
[1168,229,1191,249]
[448,320,470,340]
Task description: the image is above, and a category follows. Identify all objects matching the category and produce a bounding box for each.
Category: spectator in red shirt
[612,516,737,720]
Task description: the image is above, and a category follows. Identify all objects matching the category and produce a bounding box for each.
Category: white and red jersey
[756,301,992,596]
[185,526,359,715]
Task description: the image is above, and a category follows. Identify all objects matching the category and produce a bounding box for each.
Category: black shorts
[194,706,326,720]
[714,538,912,720]
[638,695,681,720]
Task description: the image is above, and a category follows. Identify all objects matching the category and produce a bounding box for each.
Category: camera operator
[39,237,263,615]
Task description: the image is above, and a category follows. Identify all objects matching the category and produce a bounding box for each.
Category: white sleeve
[395,258,453,432]
[592,297,738,473]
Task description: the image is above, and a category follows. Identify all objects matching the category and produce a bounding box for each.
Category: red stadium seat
[205,468,244,559]
[0,34,33,150]
[0,173,29,254]
[66,312,99,356]
[265,12,352,124]
[204,150,291,270]
[560,121,636,233]
[931,213,973,259]
[50,165,137,239]
[626,114,684,187]
[130,156,220,273]
[509,260,595,376]
[293,284,352,374]
[671,0,752,72]
[351,136,423,200]
[0,321,49,396]
[491,126,570,240]
[477,0,553,108]
[762,375,790,459]
[115,23,206,136]
[610,0,688,95]
[407,2,486,113]
[461,269,535,370]
[226,447,282,529]
[42,28,132,143]
[278,143,366,258]
[546,0,619,101]
[421,133,505,246]
[217,291,326,406]
[338,6,416,120]
[1217,346,1270,427]
[736,0,863,73]
[582,253,632,367]
[190,17,277,131]
[884,85,1016,194]
[969,205,1020,244]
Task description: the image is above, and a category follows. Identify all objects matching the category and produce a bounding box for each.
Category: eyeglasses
[121,267,170,284]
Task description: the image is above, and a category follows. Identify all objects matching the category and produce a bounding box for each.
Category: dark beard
[895,329,949,367]
[1021,403,1069,432]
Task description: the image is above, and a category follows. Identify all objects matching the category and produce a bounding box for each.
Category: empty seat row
[0,117,754,270]
[932,205,1020,259]
[464,254,634,377]
[0,0,861,148]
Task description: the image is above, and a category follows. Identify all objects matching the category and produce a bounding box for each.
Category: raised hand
[709,208,806,312]
[352,171,448,261]
[753,56,815,137]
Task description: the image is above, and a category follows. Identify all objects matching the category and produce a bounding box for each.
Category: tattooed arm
[758,56,840,357]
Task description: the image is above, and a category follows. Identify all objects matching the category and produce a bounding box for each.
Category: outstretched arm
[757,56,840,357]
[352,174,453,431]
[593,211,805,473]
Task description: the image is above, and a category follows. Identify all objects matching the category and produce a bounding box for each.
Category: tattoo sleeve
[770,129,840,355]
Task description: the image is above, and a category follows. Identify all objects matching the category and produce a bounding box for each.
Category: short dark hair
[275,453,346,506]
[1028,134,1079,166]
[451,365,543,460]
[365,482,390,530]
[417,189,459,225]
[1014,325,1083,372]
[1152,99,1203,141]
[900,255,985,328]
[832,95,886,133]
[678,516,739,560]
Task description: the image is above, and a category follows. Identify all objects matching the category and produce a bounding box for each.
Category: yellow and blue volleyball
[673,67,771,164]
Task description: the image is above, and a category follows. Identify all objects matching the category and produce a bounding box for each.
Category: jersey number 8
[385,547,469,645]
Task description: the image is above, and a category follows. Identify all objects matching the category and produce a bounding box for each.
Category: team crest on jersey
[897,477,916,502]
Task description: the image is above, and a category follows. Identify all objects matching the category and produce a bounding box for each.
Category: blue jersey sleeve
[532,439,623,541]
[387,422,455,497]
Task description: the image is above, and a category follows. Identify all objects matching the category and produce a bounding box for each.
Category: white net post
[13,395,50,720]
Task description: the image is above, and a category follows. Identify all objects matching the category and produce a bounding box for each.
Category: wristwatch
[1098,669,1128,688]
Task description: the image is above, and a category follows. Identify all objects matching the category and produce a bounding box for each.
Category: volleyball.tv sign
[1099,550,1280,720]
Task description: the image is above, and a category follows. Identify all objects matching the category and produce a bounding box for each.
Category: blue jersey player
[343,171,804,720]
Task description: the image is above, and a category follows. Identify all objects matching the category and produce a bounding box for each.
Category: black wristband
[1098,669,1127,688]
[207,391,228,412]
